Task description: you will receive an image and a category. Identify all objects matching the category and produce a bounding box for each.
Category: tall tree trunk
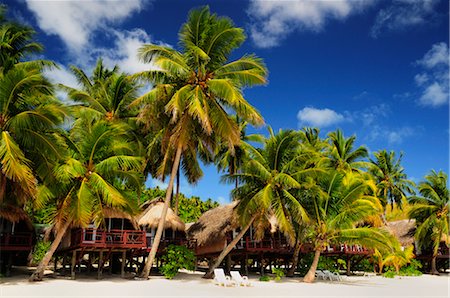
[287,239,302,277]
[29,220,71,281]
[140,145,183,279]
[174,164,180,215]
[303,249,321,283]
[203,214,257,279]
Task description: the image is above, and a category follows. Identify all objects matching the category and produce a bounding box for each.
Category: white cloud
[98,29,153,74]
[371,0,440,38]
[414,42,449,107]
[358,103,390,126]
[297,107,346,128]
[367,125,417,145]
[44,65,79,89]
[25,0,148,51]
[248,0,374,48]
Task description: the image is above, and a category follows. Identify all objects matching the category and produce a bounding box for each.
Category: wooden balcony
[141,237,196,252]
[322,244,371,255]
[0,232,33,251]
[240,236,292,252]
[70,228,146,250]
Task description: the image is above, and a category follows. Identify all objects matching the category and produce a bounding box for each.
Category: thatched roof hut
[138,200,185,231]
[187,201,239,246]
[102,207,139,229]
[0,205,33,231]
[385,219,416,247]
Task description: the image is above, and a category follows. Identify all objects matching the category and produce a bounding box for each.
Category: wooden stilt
[226,255,231,274]
[54,254,58,273]
[98,251,104,279]
[346,256,351,276]
[121,251,126,278]
[109,253,113,275]
[87,253,91,273]
[244,254,249,276]
[62,253,67,275]
[6,253,12,277]
[70,251,76,280]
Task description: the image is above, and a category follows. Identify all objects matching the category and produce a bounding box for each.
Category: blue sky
[5,0,449,204]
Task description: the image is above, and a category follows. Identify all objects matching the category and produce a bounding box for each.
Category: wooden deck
[68,228,146,250]
[0,232,33,251]
[243,237,292,253]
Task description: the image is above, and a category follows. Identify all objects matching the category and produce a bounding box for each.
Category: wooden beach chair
[213,269,235,287]
[230,271,251,286]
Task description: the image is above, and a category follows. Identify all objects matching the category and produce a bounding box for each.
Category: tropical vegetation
[0,4,447,283]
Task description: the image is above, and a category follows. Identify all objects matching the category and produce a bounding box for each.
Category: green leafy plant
[399,259,422,276]
[272,267,285,281]
[160,245,196,279]
[259,275,270,282]
[32,241,51,265]
[383,269,396,278]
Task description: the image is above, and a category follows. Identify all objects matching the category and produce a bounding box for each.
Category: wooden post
[70,251,76,280]
[346,255,351,276]
[109,253,113,275]
[121,251,126,278]
[244,254,249,276]
[62,253,67,275]
[98,251,104,279]
[87,253,91,273]
[6,253,12,277]
[54,254,58,273]
[226,254,231,274]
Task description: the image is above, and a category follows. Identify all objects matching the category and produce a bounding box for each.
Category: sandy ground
[0,270,448,298]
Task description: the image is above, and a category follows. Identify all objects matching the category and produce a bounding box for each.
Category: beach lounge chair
[230,271,251,286]
[315,270,327,280]
[214,269,235,287]
[323,270,342,281]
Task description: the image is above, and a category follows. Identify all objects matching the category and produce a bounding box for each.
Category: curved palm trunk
[431,255,438,274]
[203,214,256,279]
[29,220,71,281]
[303,249,321,283]
[174,165,180,215]
[140,145,183,279]
[287,239,302,277]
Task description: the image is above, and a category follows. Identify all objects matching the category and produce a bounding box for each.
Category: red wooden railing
[71,228,146,249]
[243,236,291,251]
[0,232,33,251]
[145,237,197,250]
[323,244,371,254]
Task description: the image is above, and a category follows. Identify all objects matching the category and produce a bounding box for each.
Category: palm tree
[408,170,449,274]
[327,129,369,173]
[64,59,140,127]
[369,150,415,219]
[302,171,392,283]
[135,6,267,279]
[29,121,143,281]
[214,118,263,195]
[0,11,45,74]
[0,16,65,207]
[204,128,310,278]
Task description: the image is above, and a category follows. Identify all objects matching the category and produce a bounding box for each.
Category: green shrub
[259,275,270,282]
[32,240,51,265]
[271,267,285,281]
[399,259,422,276]
[160,245,196,279]
[382,269,396,278]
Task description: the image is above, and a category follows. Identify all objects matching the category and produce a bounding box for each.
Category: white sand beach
[1,271,448,298]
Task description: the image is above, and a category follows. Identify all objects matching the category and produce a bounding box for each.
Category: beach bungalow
[0,205,35,275]
[135,199,188,257]
[55,207,145,279]
[187,202,293,274]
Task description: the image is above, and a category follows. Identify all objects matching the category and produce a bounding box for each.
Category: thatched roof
[385,219,416,247]
[187,201,239,246]
[138,201,185,231]
[102,207,139,229]
[0,205,34,231]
